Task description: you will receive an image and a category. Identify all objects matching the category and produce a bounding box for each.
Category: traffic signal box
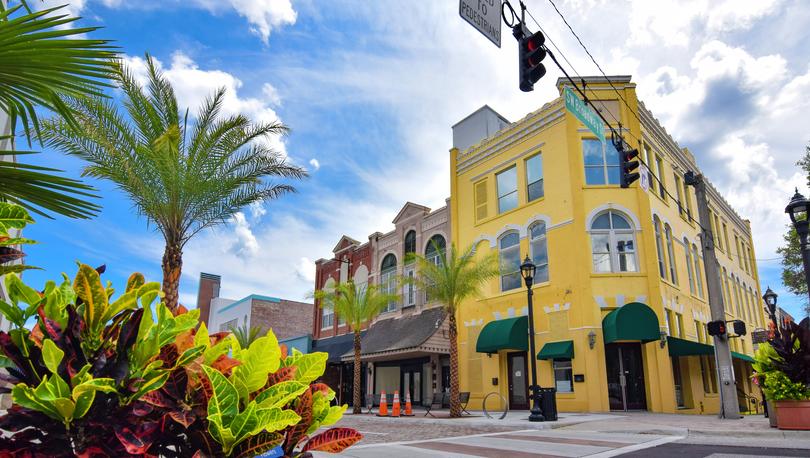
[514,27,547,92]
[612,134,640,188]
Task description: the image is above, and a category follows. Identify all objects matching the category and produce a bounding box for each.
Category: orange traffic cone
[376,391,388,417]
[403,390,414,416]
[391,390,401,417]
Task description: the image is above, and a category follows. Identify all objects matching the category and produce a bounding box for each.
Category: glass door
[605,343,648,411]
[507,352,529,410]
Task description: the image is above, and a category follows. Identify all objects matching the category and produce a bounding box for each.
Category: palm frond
[0,3,117,145]
[313,281,399,332]
[0,151,100,219]
[228,322,262,348]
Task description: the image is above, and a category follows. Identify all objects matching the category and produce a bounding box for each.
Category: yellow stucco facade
[449,76,766,415]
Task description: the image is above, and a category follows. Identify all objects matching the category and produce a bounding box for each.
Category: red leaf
[210,354,240,375]
[279,343,288,360]
[267,366,296,385]
[174,304,188,316]
[167,409,196,427]
[233,432,284,458]
[302,428,363,453]
[114,423,157,454]
[310,383,330,397]
[140,390,171,408]
[283,389,313,455]
[76,446,110,458]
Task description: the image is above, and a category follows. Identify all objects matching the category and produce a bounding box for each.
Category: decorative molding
[595,296,608,308]
[584,203,642,232]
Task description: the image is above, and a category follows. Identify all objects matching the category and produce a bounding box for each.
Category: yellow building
[449,76,766,415]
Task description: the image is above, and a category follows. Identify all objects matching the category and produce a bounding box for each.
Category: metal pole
[526,279,544,422]
[796,220,810,307]
[685,172,741,419]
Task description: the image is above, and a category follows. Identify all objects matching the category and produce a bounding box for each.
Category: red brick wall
[196,274,220,326]
[313,243,372,339]
[250,298,313,341]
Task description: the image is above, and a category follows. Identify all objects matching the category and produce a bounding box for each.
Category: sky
[18,0,810,320]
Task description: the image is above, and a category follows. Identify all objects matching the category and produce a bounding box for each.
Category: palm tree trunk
[353,330,362,414]
[161,242,182,313]
[448,312,461,418]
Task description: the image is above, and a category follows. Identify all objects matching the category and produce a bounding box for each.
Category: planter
[766,400,778,428]
[775,400,810,430]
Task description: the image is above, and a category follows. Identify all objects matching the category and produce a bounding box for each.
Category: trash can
[539,387,558,421]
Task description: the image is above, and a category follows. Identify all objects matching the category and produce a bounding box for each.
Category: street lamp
[763,287,778,328]
[785,189,810,306]
[520,255,544,422]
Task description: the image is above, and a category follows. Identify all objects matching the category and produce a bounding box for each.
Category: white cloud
[231,212,260,258]
[308,158,320,171]
[262,83,282,107]
[121,52,287,157]
[190,0,296,44]
[248,202,267,220]
[296,257,316,284]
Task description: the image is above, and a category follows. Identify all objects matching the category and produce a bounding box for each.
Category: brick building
[195,273,313,341]
[312,201,452,408]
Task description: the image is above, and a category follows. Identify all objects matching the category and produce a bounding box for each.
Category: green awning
[667,337,714,357]
[732,351,755,363]
[537,340,574,360]
[476,316,528,353]
[602,302,660,344]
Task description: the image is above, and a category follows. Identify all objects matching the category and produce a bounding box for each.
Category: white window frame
[404,266,416,307]
[553,359,573,393]
[665,224,678,284]
[496,166,518,214]
[692,244,704,297]
[589,211,638,273]
[380,254,398,313]
[499,231,521,291]
[525,154,544,202]
[529,222,549,283]
[321,305,334,330]
[583,139,620,185]
[684,237,696,295]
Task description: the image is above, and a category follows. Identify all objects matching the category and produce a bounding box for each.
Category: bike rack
[483,391,509,420]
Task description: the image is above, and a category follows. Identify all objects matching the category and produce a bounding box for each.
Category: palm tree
[407,242,499,417]
[229,322,262,348]
[313,281,398,414]
[0,2,116,219]
[41,55,306,312]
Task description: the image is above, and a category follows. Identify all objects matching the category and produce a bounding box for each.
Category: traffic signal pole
[685,172,741,420]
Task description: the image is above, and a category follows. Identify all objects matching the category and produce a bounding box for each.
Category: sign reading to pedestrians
[459,0,502,48]
[563,87,605,142]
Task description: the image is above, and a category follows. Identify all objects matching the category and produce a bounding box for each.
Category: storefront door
[401,365,423,405]
[507,352,529,410]
[605,343,647,411]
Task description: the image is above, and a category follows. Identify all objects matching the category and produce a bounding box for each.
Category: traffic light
[707,320,727,336]
[732,320,747,336]
[620,147,640,188]
[517,29,547,92]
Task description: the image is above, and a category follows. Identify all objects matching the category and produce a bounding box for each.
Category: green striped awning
[732,351,755,363]
[667,337,714,357]
[475,316,528,354]
[537,340,574,360]
[602,302,661,344]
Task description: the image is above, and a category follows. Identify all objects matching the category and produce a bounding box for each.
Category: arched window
[404,230,416,261]
[692,244,704,297]
[499,232,521,291]
[425,234,446,265]
[664,224,678,284]
[590,211,637,273]
[653,216,666,279]
[380,254,397,313]
[529,222,549,283]
[684,237,695,294]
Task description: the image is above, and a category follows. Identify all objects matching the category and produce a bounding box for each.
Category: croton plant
[0,207,361,457]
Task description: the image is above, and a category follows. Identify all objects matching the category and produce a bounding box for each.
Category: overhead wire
[518,0,770,268]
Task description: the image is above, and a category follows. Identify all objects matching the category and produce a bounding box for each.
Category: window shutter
[475,180,488,221]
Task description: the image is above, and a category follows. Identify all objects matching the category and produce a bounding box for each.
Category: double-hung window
[665,224,678,284]
[496,166,518,213]
[529,222,549,283]
[654,216,666,279]
[526,154,544,202]
[499,232,521,291]
[553,359,573,393]
[380,254,398,313]
[583,139,620,185]
[684,237,696,294]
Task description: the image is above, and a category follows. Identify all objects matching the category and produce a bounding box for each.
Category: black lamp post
[785,189,810,306]
[520,255,544,422]
[763,287,778,328]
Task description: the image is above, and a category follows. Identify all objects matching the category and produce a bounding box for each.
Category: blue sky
[19,0,810,320]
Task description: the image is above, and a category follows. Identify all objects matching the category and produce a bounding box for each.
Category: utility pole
[685,172,741,419]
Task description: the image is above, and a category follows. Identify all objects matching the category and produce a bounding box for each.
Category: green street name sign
[564,87,605,142]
